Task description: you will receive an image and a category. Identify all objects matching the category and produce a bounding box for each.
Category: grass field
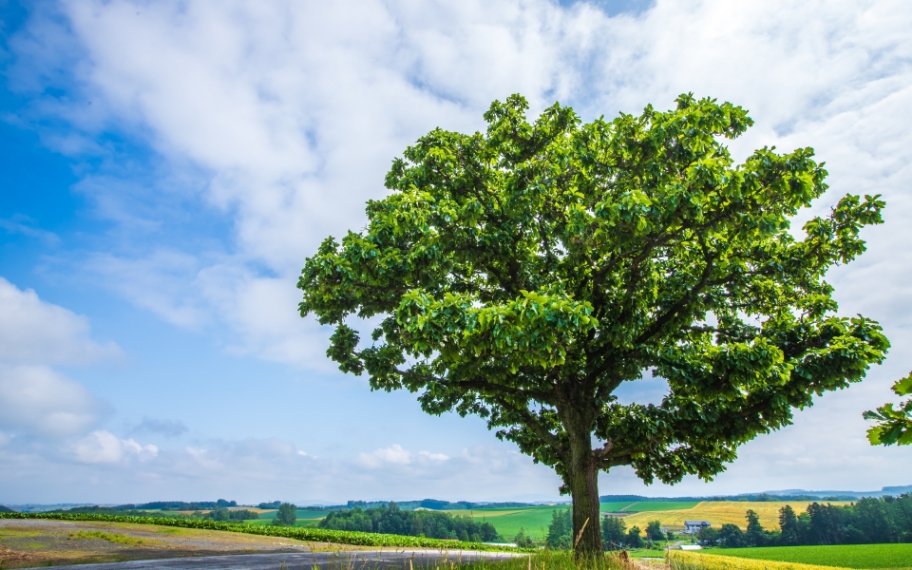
[623,501,853,531]
[710,543,912,569]
[449,502,706,540]
[255,509,327,521]
[621,502,700,512]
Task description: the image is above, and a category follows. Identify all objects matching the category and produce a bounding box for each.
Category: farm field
[710,543,912,569]
[620,501,700,512]
[447,502,702,540]
[255,509,327,521]
[441,506,562,541]
[623,501,853,531]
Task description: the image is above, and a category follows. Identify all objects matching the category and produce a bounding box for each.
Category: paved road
[65,549,523,570]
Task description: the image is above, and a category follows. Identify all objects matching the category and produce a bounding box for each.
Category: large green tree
[298,94,890,556]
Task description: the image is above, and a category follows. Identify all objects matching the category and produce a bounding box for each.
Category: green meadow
[442,501,700,541]
[618,501,700,512]
[711,543,912,569]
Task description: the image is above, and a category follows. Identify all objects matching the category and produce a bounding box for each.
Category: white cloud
[74,430,158,464]
[357,444,414,468]
[0,365,103,438]
[131,417,188,438]
[0,277,121,365]
[0,278,120,441]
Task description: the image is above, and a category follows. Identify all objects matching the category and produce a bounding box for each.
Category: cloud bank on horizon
[1,0,911,504]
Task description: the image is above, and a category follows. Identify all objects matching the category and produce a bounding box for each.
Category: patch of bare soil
[0,519,351,568]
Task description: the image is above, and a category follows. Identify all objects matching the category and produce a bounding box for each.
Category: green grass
[621,501,700,512]
[245,518,321,528]
[256,509,328,520]
[599,502,636,513]
[711,543,912,569]
[68,530,144,545]
[449,501,694,541]
[444,506,561,541]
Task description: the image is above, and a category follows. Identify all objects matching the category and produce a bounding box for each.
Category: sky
[1,0,911,506]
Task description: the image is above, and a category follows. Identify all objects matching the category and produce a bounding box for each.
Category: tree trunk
[569,428,603,558]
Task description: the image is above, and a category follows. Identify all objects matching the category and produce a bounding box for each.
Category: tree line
[51,504,259,521]
[545,508,671,550]
[318,502,499,542]
[699,495,912,547]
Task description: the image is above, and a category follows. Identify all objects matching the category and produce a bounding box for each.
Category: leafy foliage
[601,516,627,550]
[864,373,912,445]
[298,93,891,554]
[546,508,573,550]
[273,503,297,526]
[645,520,665,542]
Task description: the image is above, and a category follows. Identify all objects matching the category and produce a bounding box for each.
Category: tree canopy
[865,373,912,445]
[298,93,890,555]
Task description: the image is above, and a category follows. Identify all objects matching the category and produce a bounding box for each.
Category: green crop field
[621,501,700,512]
[600,502,636,513]
[442,506,560,540]
[255,509,327,520]
[711,543,912,569]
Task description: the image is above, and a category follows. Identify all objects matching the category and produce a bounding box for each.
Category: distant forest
[46,501,259,521]
[318,502,500,542]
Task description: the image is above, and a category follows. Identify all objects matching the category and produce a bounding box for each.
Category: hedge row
[668,551,850,570]
[0,512,520,552]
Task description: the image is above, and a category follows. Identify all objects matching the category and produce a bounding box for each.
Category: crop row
[668,551,851,570]
[0,512,521,552]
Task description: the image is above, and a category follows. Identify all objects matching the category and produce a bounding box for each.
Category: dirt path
[0,519,349,568]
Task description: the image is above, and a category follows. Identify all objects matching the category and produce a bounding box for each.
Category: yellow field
[669,551,852,570]
[623,501,853,531]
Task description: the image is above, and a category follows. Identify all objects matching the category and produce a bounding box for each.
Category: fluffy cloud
[356,444,453,469]
[0,277,121,365]
[0,365,102,438]
[0,279,121,442]
[74,430,158,464]
[131,417,189,438]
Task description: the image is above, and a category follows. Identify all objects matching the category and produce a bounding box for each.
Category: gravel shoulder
[0,519,358,568]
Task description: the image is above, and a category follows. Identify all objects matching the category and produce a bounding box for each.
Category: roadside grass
[623,502,853,531]
[449,550,630,570]
[669,551,854,570]
[707,543,912,569]
[68,530,144,545]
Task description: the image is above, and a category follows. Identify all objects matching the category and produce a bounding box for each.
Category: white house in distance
[683,520,711,534]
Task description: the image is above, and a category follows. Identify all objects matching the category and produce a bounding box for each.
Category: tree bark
[569,427,603,558]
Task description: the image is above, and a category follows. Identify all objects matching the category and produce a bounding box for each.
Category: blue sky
[1,0,911,505]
